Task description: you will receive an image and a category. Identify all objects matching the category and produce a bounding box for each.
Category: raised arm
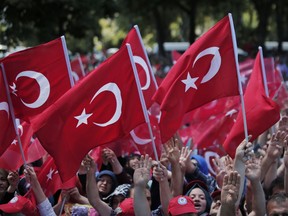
[153,163,172,216]
[218,171,241,216]
[163,137,183,196]
[245,155,266,216]
[133,154,152,216]
[284,135,288,195]
[233,135,253,206]
[24,166,56,216]
[84,154,112,216]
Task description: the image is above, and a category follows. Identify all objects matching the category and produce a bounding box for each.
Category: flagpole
[258,47,270,97]
[58,196,67,216]
[77,53,86,77]
[61,36,75,87]
[0,63,27,167]
[134,25,159,89]
[228,13,249,142]
[259,47,276,134]
[126,43,159,162]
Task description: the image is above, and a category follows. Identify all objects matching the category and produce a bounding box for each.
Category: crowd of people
[0,114,287,215]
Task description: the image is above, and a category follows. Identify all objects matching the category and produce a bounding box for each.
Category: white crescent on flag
[15,70,50,108]
[92,83,122,127]
[133,56,150,90]
[0,102,9,118]
[192,47,221,84]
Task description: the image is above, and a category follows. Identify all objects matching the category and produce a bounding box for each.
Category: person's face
[97,175,113,195]
[189,188,207,213]
[209,197,221,216]
[128,156,140,170]
[0,173,8,194]
[111,195,125,209]
[267,200,288,216]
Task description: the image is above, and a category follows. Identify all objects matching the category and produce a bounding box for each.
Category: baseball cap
[168,195,197,216]
[0,195,36,215]
[116,198,135,216]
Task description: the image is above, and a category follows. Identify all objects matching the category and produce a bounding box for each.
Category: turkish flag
[153,15,239,143]
[0,122,33,170]
[0,37,72,122]
[122,26,157,108]
[37,156,77,197]
[0,70,15,156]
[70,55,85,83]
[223,52,280,158]
[33,45,145,182]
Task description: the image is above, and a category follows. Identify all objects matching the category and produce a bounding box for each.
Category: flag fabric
[122,26,156,108]
[0,37,72,122]
[0,70,15,156]
[71,55,85,83]
[0,122,33,170]
[33,45,145,182]
[171,50,182,64]
[223,52,280,158]
[153,15,239,143]
[37,156,77,197]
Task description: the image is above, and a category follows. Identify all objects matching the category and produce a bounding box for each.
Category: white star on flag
[225,109,238,117]
[46,168,54,181]
[74,108,93,128]
[240,75,247,85]
[9,83,18,96]
[181,72,198,92]
[11,139,17,145]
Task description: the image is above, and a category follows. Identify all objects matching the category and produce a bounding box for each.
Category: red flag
[171,50,182,64]
[37,156,76,197]
[0,70,15,156]
[0,37,72,122]
[122,26,156,108]
[223,52,280,158]
[33,45,145,182]
[0,122,33,170]
[71,55,85,83]
[153,15,239,143]
[0,122,46,171]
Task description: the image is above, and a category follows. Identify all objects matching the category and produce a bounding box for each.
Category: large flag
[0,70,15,156]
[33,45,145,182]
[223,52,280,158]
[153,15,239,143]
[122,26,157,108]
[0,37,72,122]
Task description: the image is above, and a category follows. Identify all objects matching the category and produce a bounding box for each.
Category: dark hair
[0,169,8,179]
[267,192,288,206]
[267,176,284,198]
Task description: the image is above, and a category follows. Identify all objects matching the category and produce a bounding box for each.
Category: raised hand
[7,171,19,189]
[235,135,253,163]
[245,155,261,182]
[153,163,168,183]
[179,146,192,174]
[163,137,180,164]
[133,154,152,188]
[82,154,97,174]
[267,131,286,160]
[221,171,241,206]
